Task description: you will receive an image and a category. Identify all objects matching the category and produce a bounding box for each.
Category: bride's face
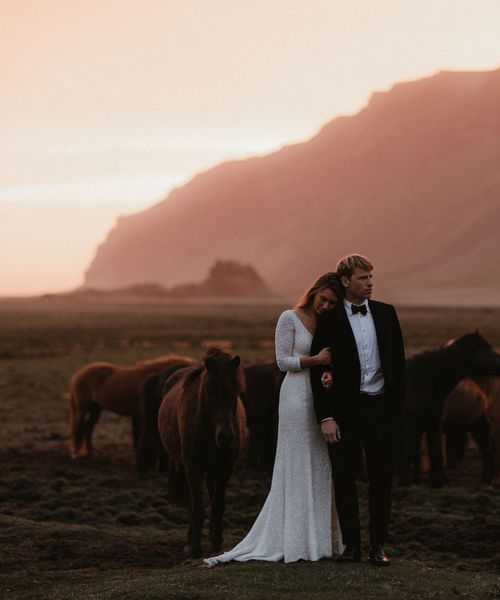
[312,287,338,315]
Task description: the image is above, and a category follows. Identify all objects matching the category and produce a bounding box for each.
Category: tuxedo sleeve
[390,306,406,405]
[310,315,334,422]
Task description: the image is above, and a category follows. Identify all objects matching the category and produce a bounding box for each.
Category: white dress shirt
[344,299,386,395]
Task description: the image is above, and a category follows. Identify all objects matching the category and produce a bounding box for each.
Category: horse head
[203,348,244,449]
[452,331,500,377]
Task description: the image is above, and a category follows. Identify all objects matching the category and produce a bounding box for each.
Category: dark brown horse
[158,349,246,558]
[486,378,500,486]
[399,332,500,487]
[136,356,197,472]
[443,376,495,483]
[240,362,284,473]
[67,355,193,459]
[138,361,283,474]
[443,375,500,484]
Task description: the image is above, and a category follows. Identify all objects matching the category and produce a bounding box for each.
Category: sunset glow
[2,0,499,295]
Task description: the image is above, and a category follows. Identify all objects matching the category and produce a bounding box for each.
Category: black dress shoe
[369,545,389,566]
[337,545,361,562]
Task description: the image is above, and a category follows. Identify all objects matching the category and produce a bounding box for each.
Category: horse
[240,362,284,473]
[399,332,500,487]
[136,356,197,473]
[67,355,193,459]
[486,378,500,485]
[138,360,283,475]
[157,349,246,558]
[442,375,496,484]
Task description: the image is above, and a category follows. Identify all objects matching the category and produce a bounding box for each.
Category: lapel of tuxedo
[368,300,387,356]
[336,304,359,364]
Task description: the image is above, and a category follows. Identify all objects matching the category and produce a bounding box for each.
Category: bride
[204,273,344,565]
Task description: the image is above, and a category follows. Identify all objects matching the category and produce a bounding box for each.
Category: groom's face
[342,267,373,302]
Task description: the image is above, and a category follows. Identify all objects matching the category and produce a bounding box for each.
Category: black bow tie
[351,304,367,316]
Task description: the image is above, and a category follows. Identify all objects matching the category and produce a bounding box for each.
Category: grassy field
[0,297,499,599]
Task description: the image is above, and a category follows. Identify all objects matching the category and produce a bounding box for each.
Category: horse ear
[231,356,241,369]
[205,356,216,371]
[475,329,480,335]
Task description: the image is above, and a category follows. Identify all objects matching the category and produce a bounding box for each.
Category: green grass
[1,559,499,600]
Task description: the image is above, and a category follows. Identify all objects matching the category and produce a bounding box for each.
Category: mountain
[83,68,500,306]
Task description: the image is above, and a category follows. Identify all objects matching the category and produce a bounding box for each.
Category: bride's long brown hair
[295,272,343,309]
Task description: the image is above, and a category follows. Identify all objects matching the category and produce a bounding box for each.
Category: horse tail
[234,398,248,460]
[137,372,165,473]
[67,385,85,459]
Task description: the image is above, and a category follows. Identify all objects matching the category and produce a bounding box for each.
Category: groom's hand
[321,419,341,444]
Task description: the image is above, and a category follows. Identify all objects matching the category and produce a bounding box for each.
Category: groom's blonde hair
[336,254,373,279]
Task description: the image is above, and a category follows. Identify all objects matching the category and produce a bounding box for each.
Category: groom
[310,254,405,566]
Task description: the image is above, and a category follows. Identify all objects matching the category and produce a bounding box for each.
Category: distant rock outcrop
[68,261,270,298]
[83,68,500,306]
[169,260,271,297]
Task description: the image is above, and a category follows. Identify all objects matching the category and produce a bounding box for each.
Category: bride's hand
[321,371,333,389]
[315,347,332,366]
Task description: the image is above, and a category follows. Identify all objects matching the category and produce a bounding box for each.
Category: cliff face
[84,69,500,305]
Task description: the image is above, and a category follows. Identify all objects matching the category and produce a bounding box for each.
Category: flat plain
[0,297,499,599]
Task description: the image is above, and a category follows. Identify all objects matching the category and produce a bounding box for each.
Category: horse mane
[410,333,489,366]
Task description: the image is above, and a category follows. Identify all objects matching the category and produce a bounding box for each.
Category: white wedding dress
[204,309,344,565]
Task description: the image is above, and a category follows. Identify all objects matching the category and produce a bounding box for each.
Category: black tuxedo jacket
[310,300,405,424]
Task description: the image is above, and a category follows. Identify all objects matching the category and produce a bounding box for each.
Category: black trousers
[328,393,398,547]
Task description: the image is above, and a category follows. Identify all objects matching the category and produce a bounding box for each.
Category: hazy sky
[2,0,499,295]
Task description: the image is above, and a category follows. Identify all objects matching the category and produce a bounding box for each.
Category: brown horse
[139,360,283,475]
[443,376,495,483]
[486,378,500,486]
[158,349,246,558]
[443,375,500,484]
[68,355,193,459]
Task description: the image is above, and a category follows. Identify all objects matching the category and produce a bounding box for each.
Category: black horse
[136,356,197,473]
[399,332,500,487]
[240,362,284,473]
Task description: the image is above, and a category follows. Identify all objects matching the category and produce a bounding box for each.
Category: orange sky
[1,0,499,296]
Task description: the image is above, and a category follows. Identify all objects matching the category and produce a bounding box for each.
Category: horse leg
[69,411,82,459]
[132,415,142,450]
[81,403,102,458]
[137,378,162,473]
[469,412,495,484]
[206,471,216,545]
[398,417,421,486]
[411,430,424,484]
[184,463,205,558]
[425,420,446,488]
[208,462,233,553]
[443,422,468,469]
[68,390,87,459]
